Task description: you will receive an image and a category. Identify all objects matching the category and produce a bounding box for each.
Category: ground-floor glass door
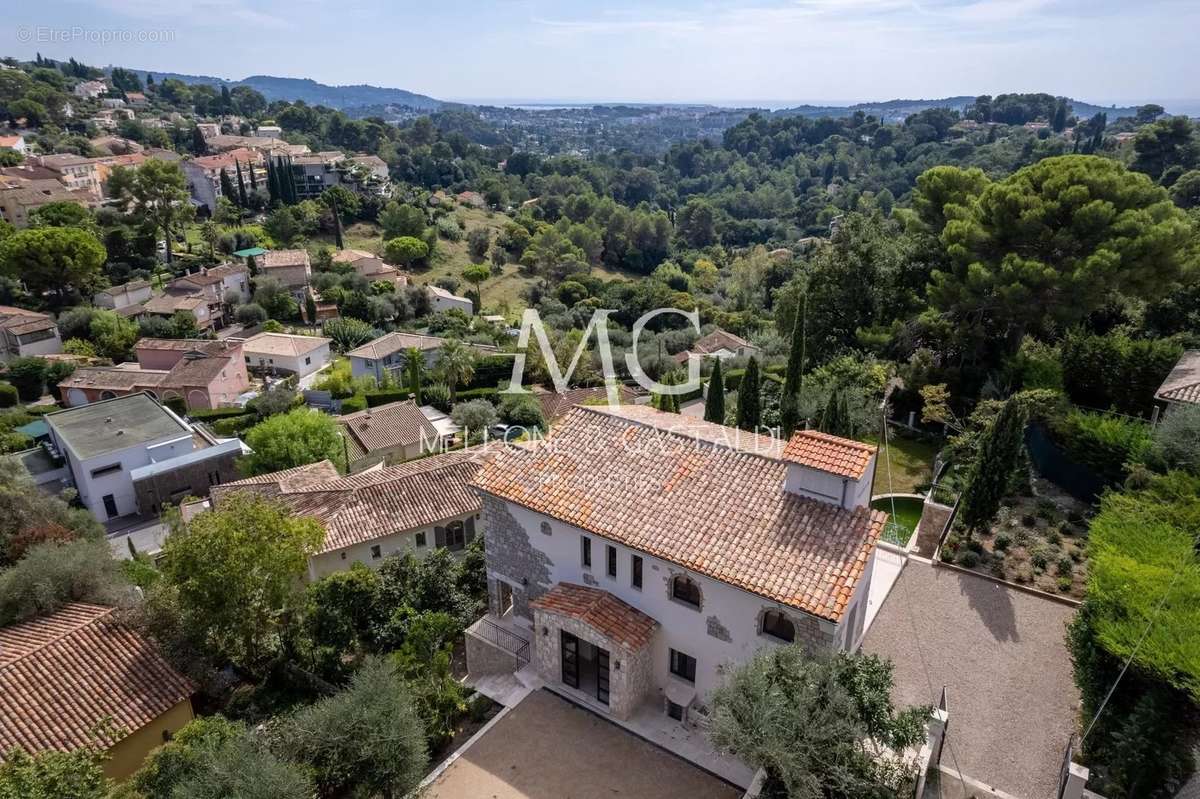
[561,631,579,688]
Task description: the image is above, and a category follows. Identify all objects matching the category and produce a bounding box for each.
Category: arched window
[761,610,795,643]
[671,575,701,609]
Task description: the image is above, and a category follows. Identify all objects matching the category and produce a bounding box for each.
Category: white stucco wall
[487,500,858,704]
[65,433,193,520]
[783,454,875,511]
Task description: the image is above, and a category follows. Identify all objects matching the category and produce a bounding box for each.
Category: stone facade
[532,606,657,721]
[754,605,833,653]
[465,622,528,678]
[483,496,554,619]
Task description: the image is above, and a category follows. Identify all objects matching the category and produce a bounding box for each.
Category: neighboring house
[241,332,331,379]
[143,293,213,330]
[34,154,102,198]
[280,151,346,200]
[167,262,251,324]
[73,79,107,99]
[466,405,885,723]
[0,307,62,362]
[332,249,407,286]
[60,339,250,410]
[672,328,759,365]
[1155,350,1200,407]
[336,400,442,472]
[0,603,195,781]
[181,147,264,212]
[0,184,98,227]
[94,279,153,311]
[210,448,494,579]
[457,190,486,208]
[125,91,148,107]
[533,384,638,424]
[255,125,283,138]
[427,283,474,315]
[44,393,246,521]
[195,122,221,139]
[346,331,498,382]
[0,134,26,155]
[260,249,312,295]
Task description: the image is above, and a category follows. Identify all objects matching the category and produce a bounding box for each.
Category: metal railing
[472,617,531,664]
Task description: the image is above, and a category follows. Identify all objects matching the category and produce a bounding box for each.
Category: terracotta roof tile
[336,401,439,458]
[0,604,194,757]
[535,385,638,423]
[1156,350,1200,405]
[472,406,884,621]
[781,430,876,480]
[531,583,658,650]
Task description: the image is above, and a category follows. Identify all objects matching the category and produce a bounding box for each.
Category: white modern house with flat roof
[43,393,245,521]
[466,405,887,724]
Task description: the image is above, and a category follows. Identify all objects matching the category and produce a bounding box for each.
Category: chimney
[779,430,877,511]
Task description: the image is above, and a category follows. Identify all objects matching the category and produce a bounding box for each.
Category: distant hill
[774,96,1139,122]
[114,68,443,111]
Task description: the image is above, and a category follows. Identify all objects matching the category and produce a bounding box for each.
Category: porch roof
[531,583,658,651]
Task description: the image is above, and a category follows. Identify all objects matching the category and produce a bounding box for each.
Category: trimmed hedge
[467,354,515,390]
[1052,409,1153,483]
[340,395,368,414]
[0,384,17,409]
[365,389,413,408]
[1061,332,1182,417]
[725,368,784,391]
[188,406,255,420]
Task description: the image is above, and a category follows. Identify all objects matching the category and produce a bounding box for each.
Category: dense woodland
[1,52,1199,798]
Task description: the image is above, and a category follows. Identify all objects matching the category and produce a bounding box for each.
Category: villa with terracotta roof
[240,331,331,378]
[1155,350,1200,407]
[672,327,759,365]
[0,603,195,780]
[346,331,498,382]
[336,400,443,471]
[465,404,888,724]
[209,447,495,579]
[0,306,61,363]
[331,248,408,286]
[259,249,313,295]
[532,383,639,424]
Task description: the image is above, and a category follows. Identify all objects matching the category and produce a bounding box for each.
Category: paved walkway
[423,689,741,799]
[863,561,1079,799]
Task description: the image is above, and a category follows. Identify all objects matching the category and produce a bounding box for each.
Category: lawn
[868,431,939,495]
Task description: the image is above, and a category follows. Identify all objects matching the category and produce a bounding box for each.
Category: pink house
[135,338,250,408]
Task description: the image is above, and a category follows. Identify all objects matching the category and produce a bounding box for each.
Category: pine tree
[736,357,762,432]
[704,358,726,424]
[958,397,1028,537]
[235,160,248,207]
[219,168,236,204]
[780,294,807,437]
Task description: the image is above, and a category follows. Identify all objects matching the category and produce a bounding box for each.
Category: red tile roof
[0,604,194,757]
[531,583,658,650]
[781,430,876,480]
[337,401,439,460]
[535,385,638,423]
[1156,350,1200,405]
[472,406,885,621]
[212,448,497,554]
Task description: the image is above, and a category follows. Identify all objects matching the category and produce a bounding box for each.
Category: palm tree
[437,339,476,403]
[403,346,424,405]
[200,220,220,261]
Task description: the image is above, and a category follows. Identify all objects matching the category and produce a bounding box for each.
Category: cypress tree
[780,293,807,437]
[329,194,344,249]
[235,160,248,207]
[958,397,1028,537]
[246,254,258,277]
[704,358,726,424]
[265,159,279,204]
[247,161,259,191]
[191,125,208,155]
[736,357,761,432]
[305,291,318,326]
[219,168,236,205]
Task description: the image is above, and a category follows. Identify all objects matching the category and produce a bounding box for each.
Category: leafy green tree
[157,492,324,670]
[242,408,345,476]
[378,202,426,240]
[27,201,94,230]
[1169,169,1200,208]
[957,396,1027,536]
[88,308,140,361]
[383,236,428,268]
[0,746,110,799]
[0,226,105,304]
[304,564,380,661]
[710,646,928,798]
[234,302,268,326]
[466,227,491,260]
[451,399,499,443]
[0,539,124,626]
[109,160,194,265]
[275,657,427,799]
[735,357,762,431]
[929,156,1194,349]
[4,357,47,401]
[704,358,726,424]
[132,715,245,799]
[1131,116,1200,181]
[147,722,311,799]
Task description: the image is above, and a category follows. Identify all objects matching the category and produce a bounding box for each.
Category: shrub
[1058,520,1074,537]
[966,538,984,554]
[957,550,980,568]
[1030,547,1050,571]
[1053,409,1153,483]
[365,389,411,408]
[0,383,17,408]
[1060,331,1182,416]
[1056,556,1073,576]
[423,383,451,413]
[1148,403,1200,475]
[435,215,462,241]
[994,533,1011,551]
[1014,529,1031,547]
[1057,576,1073,592]
[1022,513,1038,527]
[1047,530,1062,546]
[340,394,367,414]
[4,357,47,401]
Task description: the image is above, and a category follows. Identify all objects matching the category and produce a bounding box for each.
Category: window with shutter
[434,526,446,548]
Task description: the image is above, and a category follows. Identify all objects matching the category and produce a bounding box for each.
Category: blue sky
[6,0,1198,105]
